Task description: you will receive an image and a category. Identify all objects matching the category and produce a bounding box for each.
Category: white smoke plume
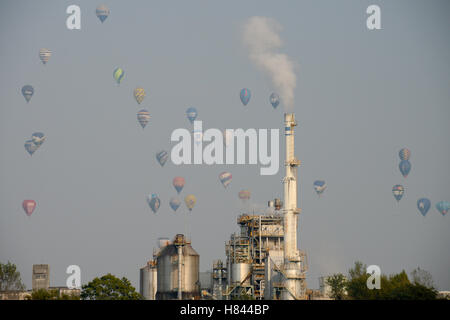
[242,16,297,110]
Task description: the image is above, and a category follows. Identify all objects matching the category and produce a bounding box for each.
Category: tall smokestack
[282,113,304,300]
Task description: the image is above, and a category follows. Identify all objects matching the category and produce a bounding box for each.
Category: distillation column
[282,113,305,300]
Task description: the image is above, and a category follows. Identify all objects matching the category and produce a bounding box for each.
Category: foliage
[410,267,434,289]
[0,261,25,291]
[325,273,348,300]
[81,273,143,300]
[25,288,80,300]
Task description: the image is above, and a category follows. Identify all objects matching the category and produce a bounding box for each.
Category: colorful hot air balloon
[22,200,36,217]
[113,67,124,85]
[173,177,185,194]
[186,107,198,124]
[134,87,146,104]
[169,197,181,212]
[238,190,251,201]
[156,151,168,167]
[184,194,196,211]
[24,140,38,156]
[436,201,449,216]
[219,172,232,188]
[147,194,161,213]
[31,132,46,147]
[21,85,34,102]
[417,198,431,217]
[392,185,404,202]
[240,88,251,106]
[96,4,110,23]
[39,48,51,65]
[313,180,327,196]
[399,148,411,161]
[270,93,280,109]
[399,160,411,178]
[137,109,150,128]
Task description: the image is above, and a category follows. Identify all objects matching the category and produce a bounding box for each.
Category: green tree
[25,289,79,300]
[81,273,143,300]
[0,261,25,291]
[410,267,434,289]
[325,273,348,300]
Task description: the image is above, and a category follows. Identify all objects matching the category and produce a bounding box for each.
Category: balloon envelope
[417,198,431,216]
[238,190,251,201]
[137,109,150,128]
[22,200,36,216]
[184,194,196,211]
[399,160,411,178]
[24,140,38,156]
[392,185,404,202]
[313,180,326,195]
[173,177,185,194]
[186,107,198,124]
[22,85,34,102]
[399,148,411,161]
[39,48,51,64]
[113,67,124,84]
[31,132,45,147]
[156,151,168,167]
[134,87,146,104]
[147,194,161,213]
[170,197,181,212]
[436,201,449,216]
[270,93,280,109]
[219,172,232,188]
[96,5,110,23]
[240,88,251,106]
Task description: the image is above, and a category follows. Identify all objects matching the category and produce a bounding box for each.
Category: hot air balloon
[137,109,150,128]
[436,201,449,216]
[313,180,326,196]
[156,151,168,167]
[238,190,251,201]
[270,93,280,109]
[399,160,411,178]
[39,48,51,65]
[173,177,185,194]
[96,4,110,23]
[399,148,411,161]
[193,128,203,146]
[240,88,251,106]
[186,107,198,124]
[21,85,34,102]
[22,200,36,217]
[184,194,196,211]
[134,87,146,104]
[31,132,46,147]
[24,140,38,156]
[417,198,431,217]
[219,172,232,188]
[223,130,233,147]
[113,67,124,85]
[147,194,161,213]
[392,185,404,202]
[169,197,181,212]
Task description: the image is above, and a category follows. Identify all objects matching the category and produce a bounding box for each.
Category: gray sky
[1,0,449,291]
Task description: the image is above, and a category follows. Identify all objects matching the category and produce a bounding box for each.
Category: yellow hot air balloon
[184,194,196,211]
[134,87,146,104]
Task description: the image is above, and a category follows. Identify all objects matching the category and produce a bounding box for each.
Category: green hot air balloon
[113,67,124,85]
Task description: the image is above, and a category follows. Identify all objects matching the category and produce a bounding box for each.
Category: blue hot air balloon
[313,180,326,196]
[392,185,404,202]
[31,132,46,147]
[96,5,110,23]
[435,201,449,216]
[147,194,161,213]
[219,172,232,188]
[270,93,280,109]
[417,198,431,216]
[399,160,411,178]
[240,88,251,106]
[156,151,168,167]
[186,107,198,124]
[169,197,181,212]
[21,85,34,102]
[24,140,38,156]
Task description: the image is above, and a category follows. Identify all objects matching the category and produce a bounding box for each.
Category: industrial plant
[140,113,310,300]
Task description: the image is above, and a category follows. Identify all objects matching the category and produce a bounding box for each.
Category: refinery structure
[140,113,308,300]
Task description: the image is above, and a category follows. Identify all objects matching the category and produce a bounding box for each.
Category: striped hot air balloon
[238,190,251,201]
[392,185,404,202]
[147,194,161,214]
[96,5,110,23]
[39,48,52,64]
[399,148,411,161]
[134,87,146,104]
[137,109,150,128]
[156,150,168,167]
[219,172,232,188]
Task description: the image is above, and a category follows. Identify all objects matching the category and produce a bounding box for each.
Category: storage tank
[155,234,200,300]
[231,263,251,286]
[139,260,157,300]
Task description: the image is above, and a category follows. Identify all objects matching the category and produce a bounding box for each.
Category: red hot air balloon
[173,177,185,194]
[22,200,36,216]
